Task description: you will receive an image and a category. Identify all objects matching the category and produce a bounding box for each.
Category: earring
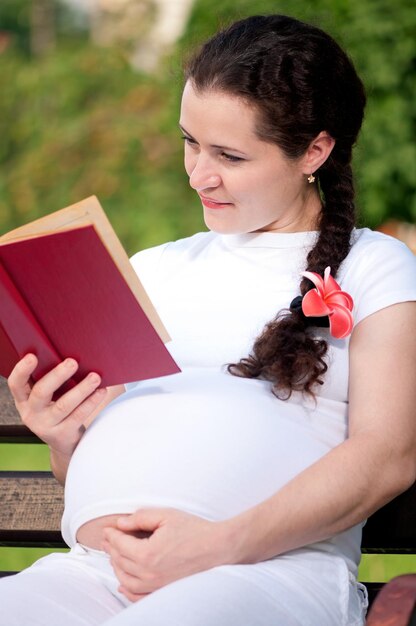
[307,173,316,184]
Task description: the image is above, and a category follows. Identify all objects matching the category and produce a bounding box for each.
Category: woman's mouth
[199,194,232,209]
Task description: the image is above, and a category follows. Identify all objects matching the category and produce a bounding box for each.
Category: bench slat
[1,474,415,551]
[0,378,41,443]
[366,574,416,625]
[0,471,65,547]
[361,482,416,553]
[0,423,41,444]
[0,377,19,424]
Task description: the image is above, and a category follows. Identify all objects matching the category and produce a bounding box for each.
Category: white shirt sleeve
[342,232,416,326]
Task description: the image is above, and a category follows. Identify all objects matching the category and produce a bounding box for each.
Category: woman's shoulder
[341,228,416,325]
[350,226,415,254]
[350,228,414,260]
[343,227,415,273]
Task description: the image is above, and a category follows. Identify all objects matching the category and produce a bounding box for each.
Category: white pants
[0,544,367,626]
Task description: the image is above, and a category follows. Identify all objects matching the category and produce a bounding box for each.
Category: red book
[0,196,180,391]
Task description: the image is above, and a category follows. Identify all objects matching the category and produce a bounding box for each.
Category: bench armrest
[366,574,416,626]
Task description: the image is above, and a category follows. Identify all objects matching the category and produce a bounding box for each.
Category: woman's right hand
[8,353,107,460]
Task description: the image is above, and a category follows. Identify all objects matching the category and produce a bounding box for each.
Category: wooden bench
[0,377,415,624]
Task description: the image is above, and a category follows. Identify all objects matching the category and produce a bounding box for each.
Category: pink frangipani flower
[301,266,354,339]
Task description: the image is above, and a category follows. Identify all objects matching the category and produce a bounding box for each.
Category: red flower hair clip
[301,266,354,339]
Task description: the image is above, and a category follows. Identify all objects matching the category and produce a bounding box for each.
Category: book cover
[0,197,180,390]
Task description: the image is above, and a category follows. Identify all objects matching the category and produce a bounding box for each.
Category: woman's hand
[102,508,232,602]
[8,353,107,459]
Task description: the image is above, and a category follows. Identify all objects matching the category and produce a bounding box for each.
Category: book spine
[0,261,63,381]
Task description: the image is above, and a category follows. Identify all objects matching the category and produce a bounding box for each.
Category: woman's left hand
[102,508,233,602]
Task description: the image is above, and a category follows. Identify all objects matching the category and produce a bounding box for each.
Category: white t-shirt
[61,228,416,575]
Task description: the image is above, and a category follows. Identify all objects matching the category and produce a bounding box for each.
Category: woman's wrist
[216,511,262,566]
[49,446,73,485]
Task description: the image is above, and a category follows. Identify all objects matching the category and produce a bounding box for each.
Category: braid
[306,151,356,282]
[228,156,357,399]
[187,15,366,398]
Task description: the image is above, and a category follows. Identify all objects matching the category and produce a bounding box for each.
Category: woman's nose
[188,156,221,191]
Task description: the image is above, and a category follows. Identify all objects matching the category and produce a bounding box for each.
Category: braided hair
[185,15,366,398]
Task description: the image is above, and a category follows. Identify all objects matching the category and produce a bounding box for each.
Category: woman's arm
[103,301,416,600]
[222,300,416,562]
[8,354,125,485]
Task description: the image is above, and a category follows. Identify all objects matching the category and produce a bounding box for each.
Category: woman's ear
[301,131,335,175]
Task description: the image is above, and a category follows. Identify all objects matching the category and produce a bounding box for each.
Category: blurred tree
[0,0,88,55]
[341,0,416,225]
[0,0,31,53]
[0,42,198,252]
[30,0,56,56]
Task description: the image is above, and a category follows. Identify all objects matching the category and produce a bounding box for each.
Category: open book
[0,196,180,393]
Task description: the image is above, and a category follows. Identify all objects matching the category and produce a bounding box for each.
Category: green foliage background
[0,0,415,254]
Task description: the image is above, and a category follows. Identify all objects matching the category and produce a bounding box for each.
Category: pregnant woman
[1,14,416,626]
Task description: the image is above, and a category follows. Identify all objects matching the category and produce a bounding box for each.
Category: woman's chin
[203,215,248,235]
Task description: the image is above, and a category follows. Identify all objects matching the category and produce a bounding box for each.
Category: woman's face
[179,82,322,235]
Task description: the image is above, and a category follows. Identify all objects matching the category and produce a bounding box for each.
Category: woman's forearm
[49,447,73,485]
[222,433,415,565]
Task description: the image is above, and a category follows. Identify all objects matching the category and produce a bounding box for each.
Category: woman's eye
[221,152,243,163]
[181,136,243,163]
[181,135,197,146]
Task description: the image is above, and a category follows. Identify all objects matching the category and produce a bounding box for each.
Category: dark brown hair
[185,15,366,398]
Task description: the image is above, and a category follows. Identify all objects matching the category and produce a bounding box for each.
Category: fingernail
[88,373,101,385]
[65,358,77,369]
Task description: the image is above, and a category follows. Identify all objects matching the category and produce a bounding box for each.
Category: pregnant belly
[64,369,345,549]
